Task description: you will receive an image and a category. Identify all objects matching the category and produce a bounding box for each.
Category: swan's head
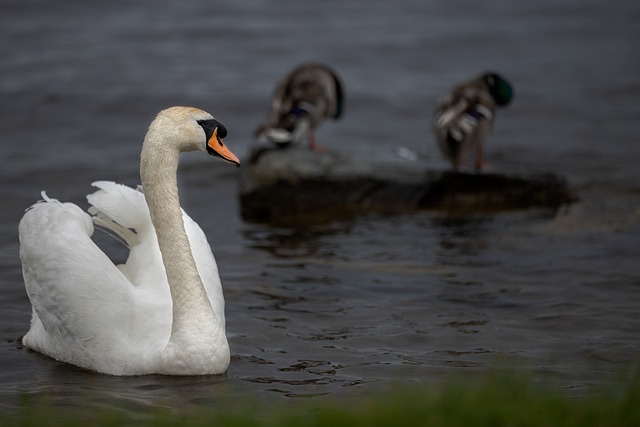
[150,106,240,167]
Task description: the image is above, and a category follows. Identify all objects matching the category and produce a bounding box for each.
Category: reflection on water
[244,225,348,259]
[434,217,492,259]
[12,359,233,415]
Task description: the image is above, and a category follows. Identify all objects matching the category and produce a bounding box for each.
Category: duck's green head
[484,73,513,106]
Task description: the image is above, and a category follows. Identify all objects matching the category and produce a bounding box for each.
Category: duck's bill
[207,128,240,167]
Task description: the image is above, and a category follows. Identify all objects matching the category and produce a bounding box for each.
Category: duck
[255,62,344,151]
[432,72,513,171]
[18,106,240,376]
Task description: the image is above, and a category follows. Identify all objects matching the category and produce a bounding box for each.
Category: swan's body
[433,72,513,171]
[255,62,344,150]
[19,106,240,375]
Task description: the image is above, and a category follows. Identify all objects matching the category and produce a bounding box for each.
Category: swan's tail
[86,181,151,248]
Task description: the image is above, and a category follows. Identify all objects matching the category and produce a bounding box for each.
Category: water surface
[1,0,639,414]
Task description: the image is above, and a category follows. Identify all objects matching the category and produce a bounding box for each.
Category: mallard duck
[19,107,240,375]
[255,62,344,150]
[432,72,513,171]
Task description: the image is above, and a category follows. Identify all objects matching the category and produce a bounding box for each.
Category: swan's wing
[19,196,146,373]
[87,181,152,242]
[87,181,225,325]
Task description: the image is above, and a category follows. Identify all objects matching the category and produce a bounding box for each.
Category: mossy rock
[239,146,577,223]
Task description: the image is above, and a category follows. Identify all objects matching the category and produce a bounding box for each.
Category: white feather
[19,106,233,375]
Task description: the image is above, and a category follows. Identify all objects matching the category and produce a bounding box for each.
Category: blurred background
[1,0,639,413]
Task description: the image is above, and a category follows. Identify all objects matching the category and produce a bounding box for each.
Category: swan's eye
[198,119,228,142]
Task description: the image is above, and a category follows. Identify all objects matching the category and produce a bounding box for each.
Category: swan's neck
[140,134,227,372]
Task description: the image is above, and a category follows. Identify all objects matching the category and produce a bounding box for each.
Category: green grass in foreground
[2,372,639,427]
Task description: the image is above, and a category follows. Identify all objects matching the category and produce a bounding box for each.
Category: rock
[239,146,578,223]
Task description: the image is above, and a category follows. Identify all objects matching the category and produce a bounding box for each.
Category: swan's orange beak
[207,128,240,167]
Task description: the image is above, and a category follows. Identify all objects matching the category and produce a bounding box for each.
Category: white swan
[18,106,240,375]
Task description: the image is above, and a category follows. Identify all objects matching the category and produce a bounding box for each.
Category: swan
[433,72,513,171]
[18,106,240,376]
[254,62,344,151]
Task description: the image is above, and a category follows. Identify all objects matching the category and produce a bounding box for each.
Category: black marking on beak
[199,118,240,167]
[198,118,228,144]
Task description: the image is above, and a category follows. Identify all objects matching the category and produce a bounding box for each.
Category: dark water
[1,0,639,415]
